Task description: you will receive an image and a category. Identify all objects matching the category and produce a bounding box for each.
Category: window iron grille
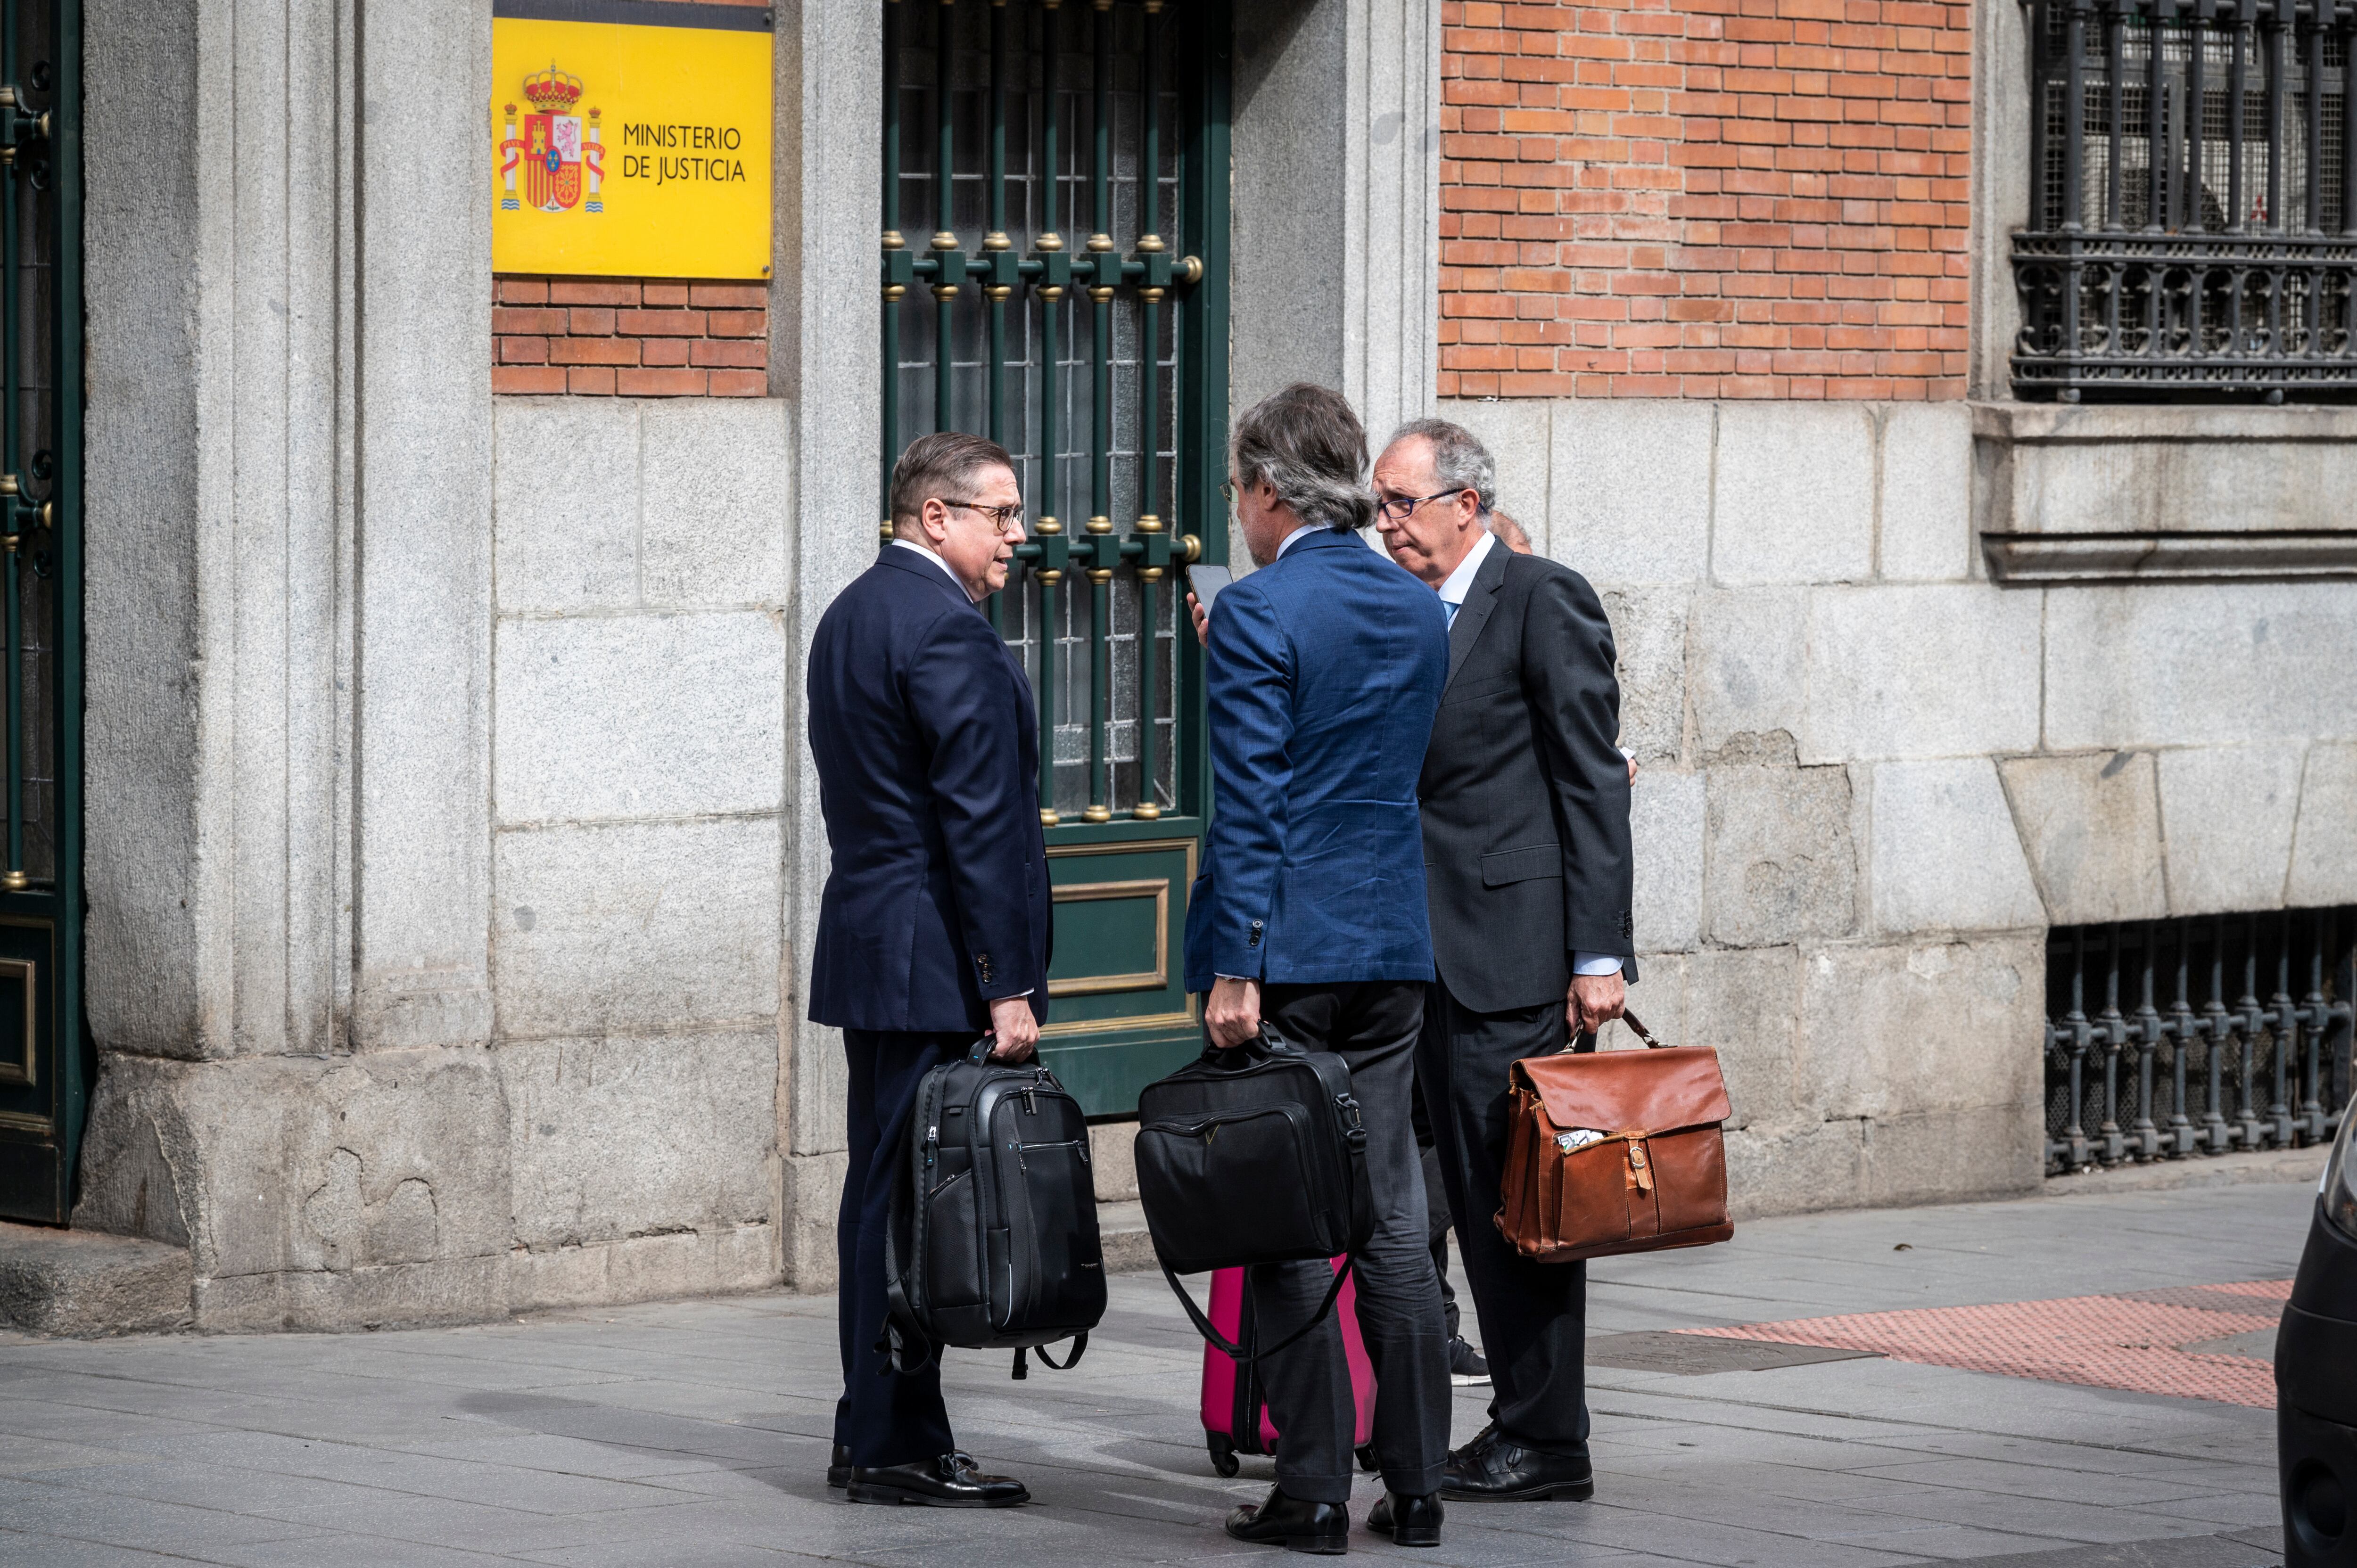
[2045,910,2357,1175]
[2013,0,2357,401]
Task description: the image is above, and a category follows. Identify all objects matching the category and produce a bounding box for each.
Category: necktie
[1442,599,1459,630]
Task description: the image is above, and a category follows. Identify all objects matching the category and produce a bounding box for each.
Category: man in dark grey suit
[1372,418,1637,1508]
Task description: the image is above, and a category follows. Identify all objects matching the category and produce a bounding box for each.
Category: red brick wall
[491,279,768,397]
[1437,0,1971,400]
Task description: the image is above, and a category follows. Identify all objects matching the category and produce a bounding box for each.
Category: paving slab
[0,1181,2313,1566]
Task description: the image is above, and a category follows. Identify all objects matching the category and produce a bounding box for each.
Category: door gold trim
[0,958,33,1086]
[1041,837,1200,1032]
[1046,878,1169,996]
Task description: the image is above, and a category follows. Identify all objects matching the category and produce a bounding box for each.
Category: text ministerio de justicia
[619,121,750,186]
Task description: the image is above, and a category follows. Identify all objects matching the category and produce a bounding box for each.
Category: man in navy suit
[806,431,1046,1509]
[1181,384,1455,1553]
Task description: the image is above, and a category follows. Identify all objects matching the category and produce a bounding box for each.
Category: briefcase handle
[1196,1022,1307,1066]
[1566,1007,1660,1056]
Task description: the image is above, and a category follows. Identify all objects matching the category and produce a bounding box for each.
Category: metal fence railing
[2013,0,2357,400]
[2046,911,2357,1174]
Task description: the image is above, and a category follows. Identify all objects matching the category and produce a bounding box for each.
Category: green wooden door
[0,0,84,1224]
[882,0,1227,1114]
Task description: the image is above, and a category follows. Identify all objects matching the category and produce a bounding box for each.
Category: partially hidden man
[806,432,1046,1509]
[1184,384,1456,1554]
[1372,418,1638,1506]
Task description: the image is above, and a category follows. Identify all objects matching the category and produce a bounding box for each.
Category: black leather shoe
[827,1442,850,1489]
[1440,1423,1593,1502]
[1224,1485,1348,1553]
[845,1451,1029,1507]
[1366,1490,1443,1546]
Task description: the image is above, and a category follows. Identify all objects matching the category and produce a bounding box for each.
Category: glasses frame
[1374,487,1471,524]
[940,496,1028,531]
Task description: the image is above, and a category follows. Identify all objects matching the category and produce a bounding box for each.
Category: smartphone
[1187,564,1233,616]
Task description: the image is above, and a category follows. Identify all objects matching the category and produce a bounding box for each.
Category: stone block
[1869,758,2045,936]
[2291,744,2357,907]
[1600,586,1686,764]
[1879,402,1972,582]
[1089,1121,1140,1203]
[73,1048,515,1330]
[1436,398,1550,551]
[2000,751,2168,925]
[493,816,782,1037]
[493,399,640,613]
[0,1222,192,1336]
[203,1255,508,1335]
[494,609,787,824]
[1097,1200,1158,1274]
[1690,589,1806,758]
[1859,1105,2045,1209]
[1803,584,2042,762]
[780,1149,848,1292]
[1630,768,1705,953]
[510,1223,778,1313]
[1725,1120,1867,1219]
[641,399,791,607]
[1713,404,1875,585]
[2043,581,2357,750]
[1548,400,1712,586]
[1798,937,2045,1126]
[501,1029,778,1251]
[1704,763,1859,948]
[2159,744,2305,916]
[1684,946,1804,1131]
[1977,403,2357,580]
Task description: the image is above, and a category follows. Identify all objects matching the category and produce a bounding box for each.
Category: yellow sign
[491,3,773,280]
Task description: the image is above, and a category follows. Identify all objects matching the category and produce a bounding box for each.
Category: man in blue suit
[807,431,1046,1509]
[1182,384,1455,1553]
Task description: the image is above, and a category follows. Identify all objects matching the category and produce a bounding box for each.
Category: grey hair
[1387,418,1497,514]
[1229,383,1376,533]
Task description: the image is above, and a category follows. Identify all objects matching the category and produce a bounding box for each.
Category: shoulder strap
[882,1136,933,1367]
[1012,1333,1088,1379]
[1159,1258,1354,1366]
[878,1085,941,1378]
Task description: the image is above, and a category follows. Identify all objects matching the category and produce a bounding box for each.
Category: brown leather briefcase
[1495,1011,1734,1264]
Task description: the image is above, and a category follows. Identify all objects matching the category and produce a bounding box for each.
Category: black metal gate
[2045,911,2357,1173]
[0,0,82,1225]
[881,0,1227,1114]
[2012,0,2357,399]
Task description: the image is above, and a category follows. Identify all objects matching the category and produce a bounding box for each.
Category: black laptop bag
[882,1043,1106,1379]
[1133,1026,1375,1360]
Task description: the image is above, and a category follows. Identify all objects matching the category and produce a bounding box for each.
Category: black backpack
[882,1043,1106,1379]
[1133,1026,1375,1361]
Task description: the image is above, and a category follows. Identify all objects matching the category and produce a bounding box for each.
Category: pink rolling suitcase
[1199,1258,1380,1477]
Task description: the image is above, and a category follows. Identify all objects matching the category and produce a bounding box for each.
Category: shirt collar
[1434,528,1497,609]
[890,537,977,601]
[1273,523,1329,561]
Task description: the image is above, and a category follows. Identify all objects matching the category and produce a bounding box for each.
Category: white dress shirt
[890,537,972,599]
[1434,527,1496,629]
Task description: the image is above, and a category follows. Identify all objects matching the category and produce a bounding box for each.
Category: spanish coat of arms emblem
[499,65,607,214]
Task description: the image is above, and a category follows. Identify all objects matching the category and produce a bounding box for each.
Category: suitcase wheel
[1356,1444,1379,1474]
[1208,1433,1240,1478]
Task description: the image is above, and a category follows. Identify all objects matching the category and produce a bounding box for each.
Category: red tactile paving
[1677,1280,2290,1408]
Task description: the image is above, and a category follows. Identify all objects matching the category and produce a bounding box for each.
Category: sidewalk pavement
[0,1176,2312,1568]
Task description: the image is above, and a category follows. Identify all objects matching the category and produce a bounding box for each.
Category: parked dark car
[2281,1110,2357,1565]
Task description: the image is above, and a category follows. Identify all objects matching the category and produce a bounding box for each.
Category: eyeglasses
[1374,488,1470,523]
[941,498,1026,531]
